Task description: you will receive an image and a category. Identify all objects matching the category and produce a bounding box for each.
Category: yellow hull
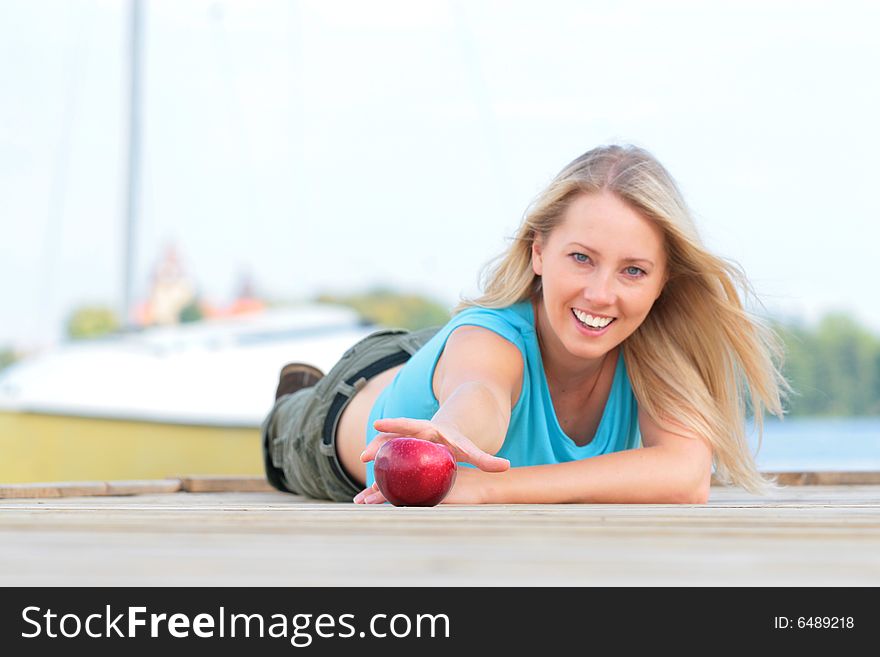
[0,411,262,483]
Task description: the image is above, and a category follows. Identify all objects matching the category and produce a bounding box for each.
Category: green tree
[774,313,880,417]
[0,347,17,372]
[817,314,880,415]
[178,300,204,323]
[66,305,121,340]
[315,287,451,330]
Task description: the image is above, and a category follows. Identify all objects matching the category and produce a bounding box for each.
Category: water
[748,417,880,472]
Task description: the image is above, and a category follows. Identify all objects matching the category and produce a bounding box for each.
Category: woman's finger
[360,432,403,462]
[438,430,510,472]
[353,482,380,504]
[373,417,437,437]
[363,489,387,504]
[475,452,511,472]
[454,440,510,472]
[373,417,510,472]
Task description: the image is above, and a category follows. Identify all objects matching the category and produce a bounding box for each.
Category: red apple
[374,437,457,507]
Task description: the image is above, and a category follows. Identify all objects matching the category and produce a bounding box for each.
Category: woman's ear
[531,235,544,276]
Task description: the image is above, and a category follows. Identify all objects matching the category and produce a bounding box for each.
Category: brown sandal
[274,362,325,401]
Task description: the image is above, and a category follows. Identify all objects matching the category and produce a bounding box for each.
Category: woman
[262,144,788,505]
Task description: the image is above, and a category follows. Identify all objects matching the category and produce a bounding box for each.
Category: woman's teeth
[572,308,614,329]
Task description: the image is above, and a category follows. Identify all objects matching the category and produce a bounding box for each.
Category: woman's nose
[584,271,616,306]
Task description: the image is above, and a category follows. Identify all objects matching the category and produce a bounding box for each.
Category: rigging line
[448,0,513,208]
[208,2,265,272]
[273,0,316,304]
[37,2,89,345]
[286,0,307,236]
[122,0,144,330]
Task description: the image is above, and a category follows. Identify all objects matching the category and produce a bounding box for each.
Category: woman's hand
[353,467,490,505]
[360,417,510,472]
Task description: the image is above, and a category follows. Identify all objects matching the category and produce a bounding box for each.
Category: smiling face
[531,190,668,366]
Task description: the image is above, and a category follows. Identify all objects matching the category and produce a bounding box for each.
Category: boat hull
[0,411,262,483]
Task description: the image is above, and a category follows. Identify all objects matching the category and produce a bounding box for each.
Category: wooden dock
[2,477,879,586]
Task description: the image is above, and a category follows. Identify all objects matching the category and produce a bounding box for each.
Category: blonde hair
[455,144,790,495]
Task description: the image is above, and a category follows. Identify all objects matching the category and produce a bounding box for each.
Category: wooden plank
[711,471,880,486]
[0,481,108,499]
[0,479,181,499]
[2,471,878,500]
[771,472,880,486]
[0,476,270,498]
[105,479,182,496]
[2,486,879,586]
[179,475,274,493]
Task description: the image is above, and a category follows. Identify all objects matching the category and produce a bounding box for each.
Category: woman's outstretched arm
[354,326,523,502]
[359,325,523,470]
[475,408,713,505]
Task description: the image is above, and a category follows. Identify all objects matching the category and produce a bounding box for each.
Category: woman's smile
[571,308,616,336]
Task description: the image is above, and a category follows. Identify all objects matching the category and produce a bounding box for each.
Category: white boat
[0,304,377,483]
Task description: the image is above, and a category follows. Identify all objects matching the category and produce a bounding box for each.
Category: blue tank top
[365,300,642,487]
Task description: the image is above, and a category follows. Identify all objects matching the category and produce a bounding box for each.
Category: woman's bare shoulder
[433,324,525,408]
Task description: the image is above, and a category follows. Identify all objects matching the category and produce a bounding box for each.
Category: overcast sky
[2,0,879,349]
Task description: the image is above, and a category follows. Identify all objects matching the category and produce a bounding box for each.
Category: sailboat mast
[122,0,143,330]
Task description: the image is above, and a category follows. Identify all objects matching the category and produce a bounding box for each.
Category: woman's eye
[571,253,590,264]
[625,266,645,277]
